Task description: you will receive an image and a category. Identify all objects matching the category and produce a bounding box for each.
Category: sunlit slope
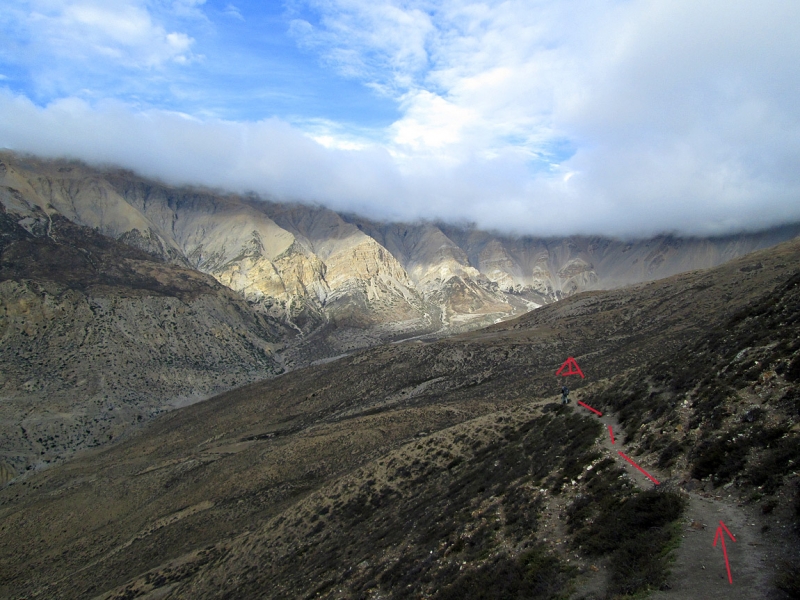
[1,238,797,598]
[4,152,798,342]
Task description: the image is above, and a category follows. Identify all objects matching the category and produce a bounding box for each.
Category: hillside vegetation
[3,151,800,478]
[0,237,798,599]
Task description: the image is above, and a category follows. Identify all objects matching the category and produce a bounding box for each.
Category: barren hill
[4,151,798,345]
[0,203,289,475]
[5,152,799,478]
[1,237,797,599]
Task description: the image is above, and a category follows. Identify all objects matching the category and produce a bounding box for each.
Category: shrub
[435,545,576,600]
[570,488,686,596]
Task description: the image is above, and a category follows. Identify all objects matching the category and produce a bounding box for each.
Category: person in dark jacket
[561,385,570,404]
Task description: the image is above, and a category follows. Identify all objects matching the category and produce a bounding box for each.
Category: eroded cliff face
[5,153,797,341]
[346,220,520,331]
[258,202,430,330]
[0,203,288,472]
[0,159,322,329]
[2,152,799,477]
[96,175,333,328]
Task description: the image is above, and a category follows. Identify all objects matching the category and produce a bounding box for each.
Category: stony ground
[0,238,798,599]
[0,208,288,475]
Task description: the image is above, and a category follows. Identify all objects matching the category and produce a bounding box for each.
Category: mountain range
[1,150,799,477]
[4,152,799,342]
[1,229,797,599]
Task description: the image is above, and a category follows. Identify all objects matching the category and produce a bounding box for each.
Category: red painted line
[608,425,615,444]
[719,520,737,543]
[714,521,736,585]
[714,527,734,584]
[617,451,660,485]
[577,400,603,416]
[722,536,732,584]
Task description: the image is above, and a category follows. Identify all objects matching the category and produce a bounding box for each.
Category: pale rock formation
[260,203,429,327]
[3,152,799,338]
[1,151,800,479]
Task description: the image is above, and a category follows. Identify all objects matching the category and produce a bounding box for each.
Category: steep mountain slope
[437,221,799,296]
[4,152,797,345]
[257,202,431,330]
[2,150,798,487]
[110,177,308,303]
[1,238,797,599]
[344,218,523,330]
[1,156,327,324]
[0,201,289,476]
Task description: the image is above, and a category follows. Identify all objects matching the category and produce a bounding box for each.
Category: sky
[1,0,799,238]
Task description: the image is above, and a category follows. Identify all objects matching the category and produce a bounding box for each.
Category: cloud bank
[1,0,800,237]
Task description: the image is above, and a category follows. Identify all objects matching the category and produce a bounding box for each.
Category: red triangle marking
[556,356,585,378]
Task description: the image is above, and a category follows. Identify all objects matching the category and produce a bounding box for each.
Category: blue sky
[1,0,799,236]
[0,1,401,126]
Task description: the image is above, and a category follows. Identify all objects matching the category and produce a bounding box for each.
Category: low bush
[569,483,686,597]
[435,544,576,600]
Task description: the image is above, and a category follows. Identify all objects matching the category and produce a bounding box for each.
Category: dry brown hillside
[0,204,288,473]
[0,238,797,599]
[2,151,799,483]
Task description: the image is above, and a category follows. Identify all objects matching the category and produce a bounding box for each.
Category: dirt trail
[650,494,771,599]
[569,397,773,599]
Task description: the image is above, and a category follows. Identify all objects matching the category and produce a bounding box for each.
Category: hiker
[561,385,570,404]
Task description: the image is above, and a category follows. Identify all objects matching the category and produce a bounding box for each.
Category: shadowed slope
[0,204,288,472]
[0,239,798,599]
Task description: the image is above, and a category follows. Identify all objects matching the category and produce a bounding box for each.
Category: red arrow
[713,520,736,584]
[608,425,615,444]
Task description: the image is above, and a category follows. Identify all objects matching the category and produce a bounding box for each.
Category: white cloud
[297,117,374,151]
[1,1,800,237]
[289,0,434,87]
[171,0,208,19]
[3,86,798,238]
[281,0,800,235]
[19,1,198,69]
[392,90,477,152]
[284,0,577,182]
[223,4,244,21]
[0,92,404,217]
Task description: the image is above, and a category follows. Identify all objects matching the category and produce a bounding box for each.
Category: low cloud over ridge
[1,0,800,238]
